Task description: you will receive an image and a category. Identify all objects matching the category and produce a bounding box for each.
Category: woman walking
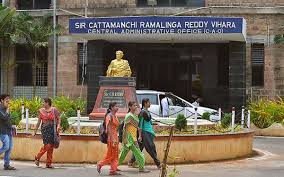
[97,102,120,175]
[118,101,148,173]
[129,98,161,169]
[33,98,60,168]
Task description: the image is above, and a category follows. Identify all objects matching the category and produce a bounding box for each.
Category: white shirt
[161,97,170,117]
[192,101,200,107]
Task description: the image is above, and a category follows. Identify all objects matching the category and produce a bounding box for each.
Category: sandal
[97,164,102,174]
[34,157,39,166]
[128,162,138,168]
[139,168,150,173]
[46,165,54,169]
[109,171,121,175]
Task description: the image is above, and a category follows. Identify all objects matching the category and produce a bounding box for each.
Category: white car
[136,90,220,121]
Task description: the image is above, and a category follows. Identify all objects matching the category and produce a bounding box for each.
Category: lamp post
[52,0,57,97]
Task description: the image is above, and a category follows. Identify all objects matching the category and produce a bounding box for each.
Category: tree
[0,5,16,94]
[10,12,61,96]
[274,34,284,44]
[0,5,16,32]
[175,114,187,131]
[274,24,284,44]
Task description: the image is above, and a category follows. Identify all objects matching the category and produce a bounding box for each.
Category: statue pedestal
[89,76,138,119]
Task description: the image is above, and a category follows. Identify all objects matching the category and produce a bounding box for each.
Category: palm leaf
[0,6,16,32]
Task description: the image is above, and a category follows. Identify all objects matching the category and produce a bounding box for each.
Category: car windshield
[167,94,191,107]
[137,94,158,105]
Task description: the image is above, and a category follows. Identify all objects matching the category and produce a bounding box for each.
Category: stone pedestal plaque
[89,76,138,119]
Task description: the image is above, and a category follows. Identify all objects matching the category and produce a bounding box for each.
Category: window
[17,0,51,10]
[16,63,33,86]
[183,0,205,7]
[78,43,87,85]
[137,0,205,7]
[36,62,48,86]
[251,44,264,87]
[137,94,158,105]
[15,45,48,86]
[167,94,187,107]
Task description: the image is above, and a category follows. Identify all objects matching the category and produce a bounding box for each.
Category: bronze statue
[106,50,132,77]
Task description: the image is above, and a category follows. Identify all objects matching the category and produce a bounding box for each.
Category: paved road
[1,136,283,177]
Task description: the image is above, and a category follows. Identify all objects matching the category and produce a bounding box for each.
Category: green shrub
[10,111,21,125]
[9,99,23,113]
[73,98,86,113]
[65,108,77,117]
[248,98,284,129]
[221,113,232,128]
[9,96,86,121]
[10,97,42,118]
[52,96,86,115]
[175,114,187,131]
[168,166,180,177]
[60,113,69,132]
[52,96,73,112]
[202,112,211,121]
[25,97,42,117]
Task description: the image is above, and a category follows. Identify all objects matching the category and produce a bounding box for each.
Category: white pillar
[194,107,198,135]
[231,107,235,133]
[184,107,187,118]
[21,102,25,120]
[247,110,251,129]
[25,108,29,133]
[77,108,81,135]
[218,108,221,123]
[241,106,245,129]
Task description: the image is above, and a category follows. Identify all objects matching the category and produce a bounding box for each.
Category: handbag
[138,110,145,144]
[53,108,60,149]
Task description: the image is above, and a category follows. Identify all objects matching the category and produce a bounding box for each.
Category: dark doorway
[103,43,193,102]
[87,41,230,113]
[134,45,192,101]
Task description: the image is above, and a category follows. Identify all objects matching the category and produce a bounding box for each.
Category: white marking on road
[255,136,284,139]
[248,148,276,161]
[11,161,92,169]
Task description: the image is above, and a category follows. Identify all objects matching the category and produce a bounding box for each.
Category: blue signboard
[69,16,244,35]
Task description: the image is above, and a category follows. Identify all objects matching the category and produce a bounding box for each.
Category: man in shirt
[161,94,172,117]
[0,94,16,170]
[192,97,202,107]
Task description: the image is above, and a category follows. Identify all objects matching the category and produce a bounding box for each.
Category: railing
[18,104,251,135]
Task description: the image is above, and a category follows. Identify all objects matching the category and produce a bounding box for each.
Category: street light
[52,0,57,97]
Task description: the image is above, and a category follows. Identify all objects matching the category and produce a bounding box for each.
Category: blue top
[139,109,155,136]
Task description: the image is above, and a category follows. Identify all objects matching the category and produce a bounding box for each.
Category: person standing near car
[192,97,202,107]
[161,94,171,117]
[0,94,16,170]
[129,98,161,169]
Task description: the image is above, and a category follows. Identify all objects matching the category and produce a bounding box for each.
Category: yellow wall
[1,132,254,164]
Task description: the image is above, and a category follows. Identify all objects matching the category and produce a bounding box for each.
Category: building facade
[1,0,284,113]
